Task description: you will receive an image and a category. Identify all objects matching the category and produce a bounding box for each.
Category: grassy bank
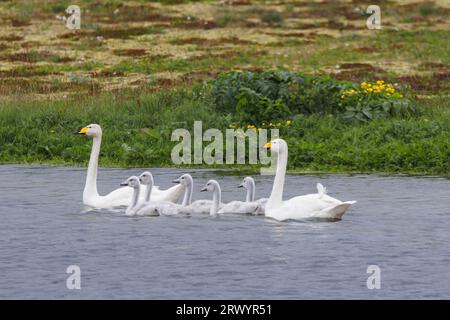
[0,1,448,176]
[0,87,448,176]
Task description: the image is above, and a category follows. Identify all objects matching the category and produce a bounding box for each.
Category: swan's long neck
[210,184,221,216]
[84,134,102,199]
[127,184,140,214]
[246,180,255,202]
[144,179,153,202]
[268,148,287,208]
[181,179,193,206]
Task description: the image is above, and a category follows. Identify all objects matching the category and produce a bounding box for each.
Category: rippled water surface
[0,165,449,299]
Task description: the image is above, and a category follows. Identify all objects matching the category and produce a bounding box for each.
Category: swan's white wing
[135,201,177,216]
[154,202,184,216]
[179,200,224,214]
[136,203,159,216]
[316,183,327,196]
[266,194,346,221]
[256,197,268,204]
[152,184,185,203]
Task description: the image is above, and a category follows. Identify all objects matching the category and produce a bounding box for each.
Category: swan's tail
[317,183,327,197]
[319,200,356,220]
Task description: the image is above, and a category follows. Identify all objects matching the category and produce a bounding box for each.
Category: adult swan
[264,139,356,221]
[78,124,184,208]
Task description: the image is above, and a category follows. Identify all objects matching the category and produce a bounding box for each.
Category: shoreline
[1,162,447,178]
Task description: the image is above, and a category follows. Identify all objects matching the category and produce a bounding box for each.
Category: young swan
[176,174,224,214]
[119,176,145,216]
[125,171,164,216]
[132,171,174,216]
[239,176,268,215]
[143,174,193,216]
[200,180,222,216]
[217,177,262,215]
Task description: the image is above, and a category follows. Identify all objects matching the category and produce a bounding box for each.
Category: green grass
[0,1,448,175]
[0,87,448,176]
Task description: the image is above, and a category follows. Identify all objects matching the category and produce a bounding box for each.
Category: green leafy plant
[210,72,416,125]
[340,81,417,122]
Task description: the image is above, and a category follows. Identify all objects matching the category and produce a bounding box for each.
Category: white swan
[217,177,263,215]
[200,180,223,216]
[77,124,184,208]
[263,139,356,221]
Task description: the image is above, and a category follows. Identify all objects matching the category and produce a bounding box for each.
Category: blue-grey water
[0,164,449,299]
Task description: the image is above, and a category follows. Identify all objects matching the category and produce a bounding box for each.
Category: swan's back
[136,203,160,216]
[218,201,261,215]
[266,193,354,221]
[153,202,185,216]
[180,199,223,214]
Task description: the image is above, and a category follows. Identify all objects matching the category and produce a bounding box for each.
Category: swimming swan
[200,180,223,216]
[264,139,356,221]
[239,176,267,214]
[120,176,159,216]
[217,177,263,215]
[129,171,170,216]
[77,124,184,208]
[178,174,224,214]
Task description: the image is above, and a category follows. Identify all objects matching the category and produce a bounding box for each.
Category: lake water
[0,165,449,299]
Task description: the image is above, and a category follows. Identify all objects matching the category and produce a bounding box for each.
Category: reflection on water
[0,165,449,299]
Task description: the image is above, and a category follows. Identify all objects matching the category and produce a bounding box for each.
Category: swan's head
[120,176,140,188]
[264,138,287,154]
[238,176,255,189]
[139,171,154,186]
[172,174,193,187]
[200,179,220,193]
[78,124,102,137]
